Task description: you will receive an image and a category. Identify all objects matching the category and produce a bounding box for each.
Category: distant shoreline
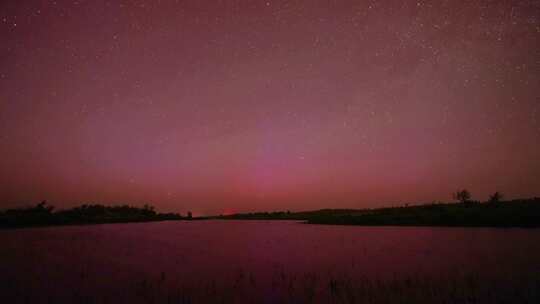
[0,203,186,229]
[2,198,539,229]
[211,198,540,228]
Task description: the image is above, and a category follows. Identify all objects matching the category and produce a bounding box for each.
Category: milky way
[1,1,539,214]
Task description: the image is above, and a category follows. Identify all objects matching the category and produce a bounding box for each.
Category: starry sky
[1,0,539,215]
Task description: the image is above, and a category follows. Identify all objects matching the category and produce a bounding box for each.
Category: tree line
[0,201,192,228]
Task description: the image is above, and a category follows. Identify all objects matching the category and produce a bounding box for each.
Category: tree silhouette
[187,211,193,219]
[453,189,471,204]
[488,192,503,204]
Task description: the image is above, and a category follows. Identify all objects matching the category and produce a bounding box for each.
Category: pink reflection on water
[1,221,539,302]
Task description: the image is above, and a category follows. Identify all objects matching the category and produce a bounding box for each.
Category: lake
[1,221,539,303]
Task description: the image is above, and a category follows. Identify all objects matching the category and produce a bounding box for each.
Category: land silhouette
[305,197,540,227]
[2,191,539,229]
[213,193,540,228]
[0,201,185,229]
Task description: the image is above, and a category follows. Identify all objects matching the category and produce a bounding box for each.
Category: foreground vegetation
[216,198,540,228]
[0,202,184,228]
[3,269,538,304]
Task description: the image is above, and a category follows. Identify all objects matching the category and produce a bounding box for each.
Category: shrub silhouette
[36,200,54,213]
[488,192,503,204]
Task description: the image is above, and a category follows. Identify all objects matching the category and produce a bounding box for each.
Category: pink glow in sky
[1,1,539,214]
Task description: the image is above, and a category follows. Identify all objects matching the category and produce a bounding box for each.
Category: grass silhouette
[3,268,538,303]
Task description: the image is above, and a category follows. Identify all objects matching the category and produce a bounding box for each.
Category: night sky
[1,1,539,215]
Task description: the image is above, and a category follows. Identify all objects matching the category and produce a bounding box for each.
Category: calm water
[1,221,539,303]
